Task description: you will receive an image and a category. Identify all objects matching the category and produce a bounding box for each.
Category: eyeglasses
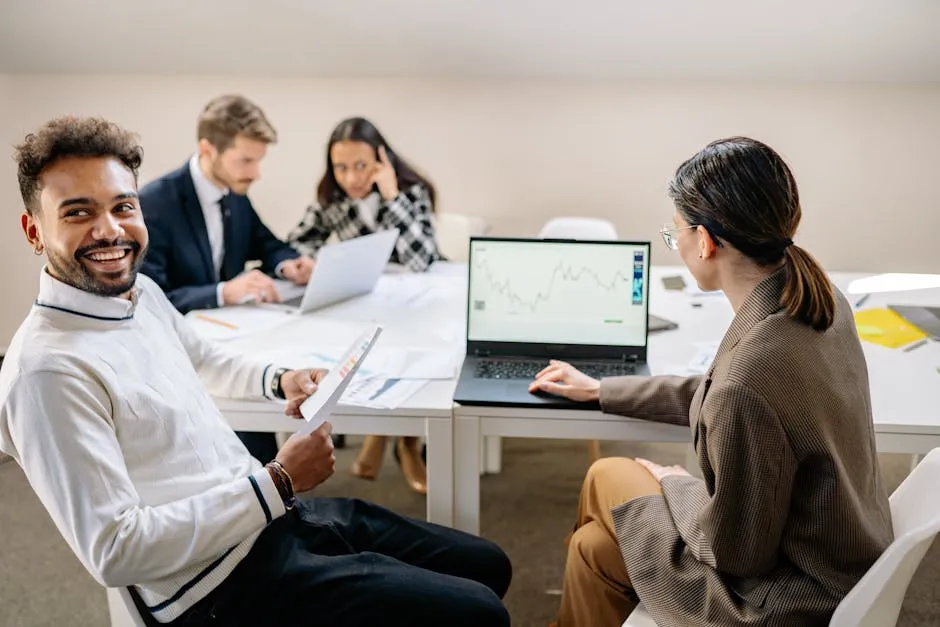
[659,224,698,250]
[659,223,725,251]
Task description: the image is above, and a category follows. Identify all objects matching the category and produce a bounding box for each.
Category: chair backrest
[829,448,940,627]
[538,217,618,241]
[433,212,488,262]
[626,449,940,627]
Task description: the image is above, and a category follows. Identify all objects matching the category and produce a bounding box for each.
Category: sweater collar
[35,267,141,321]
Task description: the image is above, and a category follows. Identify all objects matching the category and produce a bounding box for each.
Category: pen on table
[196,314,238,330]
[902,339,928,353]
[854,294,870,309]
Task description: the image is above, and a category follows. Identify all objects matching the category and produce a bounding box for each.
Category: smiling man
[0,117,511,627]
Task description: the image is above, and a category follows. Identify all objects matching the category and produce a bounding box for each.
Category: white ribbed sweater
[0,270,287,622]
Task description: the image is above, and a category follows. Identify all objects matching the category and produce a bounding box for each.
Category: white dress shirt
[0,270,287,622]
[189,154,290,306]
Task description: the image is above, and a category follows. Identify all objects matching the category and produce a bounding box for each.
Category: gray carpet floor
[1,439,937,626]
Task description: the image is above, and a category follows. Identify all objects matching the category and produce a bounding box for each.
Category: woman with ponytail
[533,137,893,627]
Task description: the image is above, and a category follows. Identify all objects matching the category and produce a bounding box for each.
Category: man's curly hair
[14,116,143,215]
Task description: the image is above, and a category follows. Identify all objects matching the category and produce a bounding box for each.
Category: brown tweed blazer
[600,268,893,626]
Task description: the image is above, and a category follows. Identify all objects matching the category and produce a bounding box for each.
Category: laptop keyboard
[475,359,636,380]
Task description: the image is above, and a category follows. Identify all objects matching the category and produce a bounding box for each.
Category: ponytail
[781,245,835,331]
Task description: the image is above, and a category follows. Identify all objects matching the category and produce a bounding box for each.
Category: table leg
[425,417,453,527]
[484,435,502,474]
[454,415,482,535]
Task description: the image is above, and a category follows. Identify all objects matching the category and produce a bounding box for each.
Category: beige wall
[1,75,939,347]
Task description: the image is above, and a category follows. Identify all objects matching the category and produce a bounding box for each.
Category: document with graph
[466,239,649,347]
[297,323,383,435]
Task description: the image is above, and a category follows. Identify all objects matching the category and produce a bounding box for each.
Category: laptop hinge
[474,348,491,358]
[623,354,639,363]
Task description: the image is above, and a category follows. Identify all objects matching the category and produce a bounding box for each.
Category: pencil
[195,314,238,330]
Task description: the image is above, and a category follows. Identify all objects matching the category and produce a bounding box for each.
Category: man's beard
[210,158,253,195]
[46,239,147,297]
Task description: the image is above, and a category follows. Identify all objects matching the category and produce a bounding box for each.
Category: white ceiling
[1,0,938,81]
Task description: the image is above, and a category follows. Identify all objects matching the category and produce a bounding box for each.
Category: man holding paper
[2,116,511,626]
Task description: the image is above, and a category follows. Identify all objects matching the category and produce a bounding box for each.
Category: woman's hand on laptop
[280,256,315,285]
[529,360,601,403]
[282,368,329,418]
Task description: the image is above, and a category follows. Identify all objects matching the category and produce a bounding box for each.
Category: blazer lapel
[176,164,215,281]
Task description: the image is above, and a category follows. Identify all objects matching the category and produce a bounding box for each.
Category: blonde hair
[197,94,277,151]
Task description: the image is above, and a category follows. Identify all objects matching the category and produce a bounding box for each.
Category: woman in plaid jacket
[288,117,441,494]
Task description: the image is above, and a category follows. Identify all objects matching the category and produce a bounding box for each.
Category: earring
[33,247,43,256]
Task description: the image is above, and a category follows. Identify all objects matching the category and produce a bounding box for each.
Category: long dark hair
[668,137,836,331]
[316,117,436,209]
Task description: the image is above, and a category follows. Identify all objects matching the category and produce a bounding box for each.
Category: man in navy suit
[140,95,315,463]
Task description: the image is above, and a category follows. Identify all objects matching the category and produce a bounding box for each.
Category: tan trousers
[556,458,663,627]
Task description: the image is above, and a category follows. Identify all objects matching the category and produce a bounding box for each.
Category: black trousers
[235,431,279,465]
[158,498,512,627]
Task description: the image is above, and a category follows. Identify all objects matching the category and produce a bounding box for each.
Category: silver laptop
[276,229,398,313]
[453,236,652,408]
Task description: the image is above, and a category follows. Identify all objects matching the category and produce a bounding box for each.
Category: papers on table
[266,345,458,381]
[186,307,295,341]
[341,377,429,410]
[260,342,454,410]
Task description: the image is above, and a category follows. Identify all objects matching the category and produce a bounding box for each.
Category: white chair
[107,587,147,627]
[433,212,489,262]
[624,447,940,626]
[538,216,618,241]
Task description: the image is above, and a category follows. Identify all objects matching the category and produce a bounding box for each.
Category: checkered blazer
[598,269,893,626]
[287,183,441,272]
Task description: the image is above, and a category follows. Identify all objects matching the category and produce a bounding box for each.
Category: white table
[207,263,940,535]
[210,263,468,527]
[452,266,940,534]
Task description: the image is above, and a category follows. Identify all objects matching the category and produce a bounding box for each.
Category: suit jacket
[139,162,298,314]
[599,268,893,626]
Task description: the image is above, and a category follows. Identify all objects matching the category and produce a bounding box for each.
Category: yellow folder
[854,308,927,349]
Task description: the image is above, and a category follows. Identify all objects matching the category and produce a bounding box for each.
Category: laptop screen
[467,238,650,347]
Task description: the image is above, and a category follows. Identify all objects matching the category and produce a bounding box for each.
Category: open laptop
[276,229,398,313]
[453,237,652,409]
[888,305,940,340]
